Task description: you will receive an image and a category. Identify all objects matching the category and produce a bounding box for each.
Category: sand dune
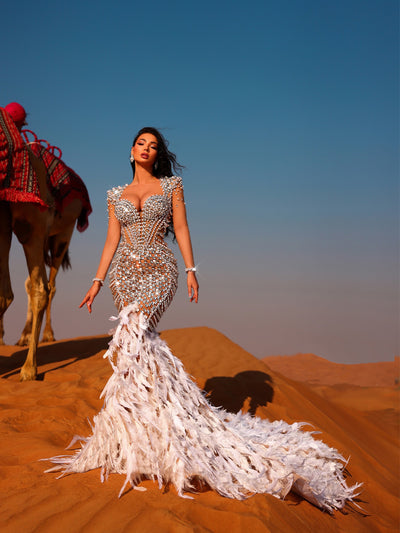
[263,352,400,444]
[0,327,398,532]
[262,352,399,388]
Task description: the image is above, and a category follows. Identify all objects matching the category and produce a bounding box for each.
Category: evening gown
[46,176,360,511]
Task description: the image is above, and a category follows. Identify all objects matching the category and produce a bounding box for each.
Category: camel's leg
[12,206,50,381]
[15,277,33,346]
[19,244,49,381]
[41,224,75,343]
[0,202,13,345]
[15,151,52,345]
[41,267,57,343]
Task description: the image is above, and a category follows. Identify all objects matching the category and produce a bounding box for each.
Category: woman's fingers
[192,285,198,303]
[79,290,96,313]
[188,280,199,303]
[79,295,89,308]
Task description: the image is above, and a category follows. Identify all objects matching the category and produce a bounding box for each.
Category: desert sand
[0,327,398,532]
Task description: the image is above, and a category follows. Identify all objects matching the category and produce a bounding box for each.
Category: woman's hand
[187,272,199,303]
[79,282,102,313]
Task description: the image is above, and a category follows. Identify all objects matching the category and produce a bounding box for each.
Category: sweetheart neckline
[119,182,166,213]
[118,194,166,214]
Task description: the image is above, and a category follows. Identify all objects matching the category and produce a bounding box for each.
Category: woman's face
[131,133,158,167]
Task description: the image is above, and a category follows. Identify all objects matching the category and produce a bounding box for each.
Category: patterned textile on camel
[0,107,42,206]
[28,141,92,232]
[0,107,92,231]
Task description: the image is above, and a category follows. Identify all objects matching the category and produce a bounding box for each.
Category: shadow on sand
[0,335,112,380]
[0,337,274,418]
[204,370,274,415]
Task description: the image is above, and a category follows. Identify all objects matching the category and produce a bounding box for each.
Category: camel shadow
[0,335,112,380]
[204,370,274,415]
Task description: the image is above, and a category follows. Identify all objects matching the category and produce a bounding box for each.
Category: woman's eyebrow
[138,137,158,145]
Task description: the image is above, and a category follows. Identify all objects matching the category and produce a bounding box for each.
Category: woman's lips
[140,153,149,159]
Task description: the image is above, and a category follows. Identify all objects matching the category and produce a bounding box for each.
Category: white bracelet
[92,277,104,286]
[185,267,197,273]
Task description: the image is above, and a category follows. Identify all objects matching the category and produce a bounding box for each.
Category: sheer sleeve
[171,177,187,224]
[107,187,121,220]
[107,193,114,219]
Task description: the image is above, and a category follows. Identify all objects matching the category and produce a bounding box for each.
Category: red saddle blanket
[0,107,92,232]
[28,143,92,232]
[0,107,41,205]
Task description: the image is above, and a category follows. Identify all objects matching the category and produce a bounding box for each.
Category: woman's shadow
[204,370,274,415]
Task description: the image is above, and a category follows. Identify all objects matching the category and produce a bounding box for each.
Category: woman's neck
[132,164,155,184]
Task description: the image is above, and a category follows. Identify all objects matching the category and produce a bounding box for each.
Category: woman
[46,128,359,511]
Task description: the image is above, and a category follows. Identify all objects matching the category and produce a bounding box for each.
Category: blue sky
[1,0,398,362]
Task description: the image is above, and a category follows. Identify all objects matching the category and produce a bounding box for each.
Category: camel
[0,106,91,381]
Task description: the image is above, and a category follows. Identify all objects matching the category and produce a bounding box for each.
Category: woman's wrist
[185,266,197,273]
[92,277,104,286]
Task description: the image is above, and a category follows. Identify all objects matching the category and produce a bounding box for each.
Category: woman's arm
[79,202,121,313]
[172,179,199,303]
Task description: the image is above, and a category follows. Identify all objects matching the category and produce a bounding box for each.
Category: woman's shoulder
[161,175,183,192]
[107,184,127,202]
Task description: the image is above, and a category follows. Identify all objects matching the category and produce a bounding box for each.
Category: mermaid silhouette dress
[46,176,360,511]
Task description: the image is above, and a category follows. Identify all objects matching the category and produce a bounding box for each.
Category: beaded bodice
[108,176,183,253]
[107,176,183,327]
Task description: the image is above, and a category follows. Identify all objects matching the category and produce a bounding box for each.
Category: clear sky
[1,0,398,363]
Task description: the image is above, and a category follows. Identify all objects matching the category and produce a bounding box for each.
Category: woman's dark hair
[131,127,183,178]
[131,127,183,240]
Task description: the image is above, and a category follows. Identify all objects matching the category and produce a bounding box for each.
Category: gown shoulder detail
[107,184,126,207]
[160,175,182,196]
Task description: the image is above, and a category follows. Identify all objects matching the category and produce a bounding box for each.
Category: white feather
[45,303,361,511]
